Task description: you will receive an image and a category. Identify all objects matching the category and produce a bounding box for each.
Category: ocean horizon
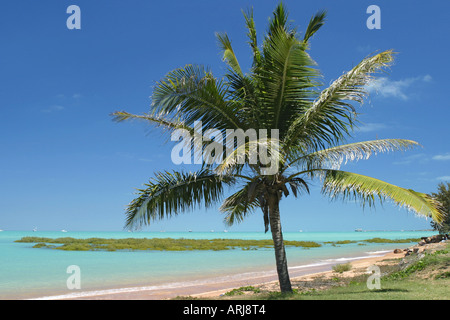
[0,230,437,300]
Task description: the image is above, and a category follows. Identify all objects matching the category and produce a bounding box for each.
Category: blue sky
[0,0,449,232]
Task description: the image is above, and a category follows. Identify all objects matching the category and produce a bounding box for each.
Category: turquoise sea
[0,230,436,300]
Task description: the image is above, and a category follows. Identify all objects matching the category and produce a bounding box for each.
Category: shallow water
[0,230,435,299]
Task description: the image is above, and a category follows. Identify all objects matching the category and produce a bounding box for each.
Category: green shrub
[332,262,352,273]
[435,271,450,280]
[224,286,261,296]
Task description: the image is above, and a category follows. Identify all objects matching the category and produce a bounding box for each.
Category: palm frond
[242,7,261,67]
[286,177,310,197]
[215,33,262,127]
[284,50,395,153]
[224,71,260,129]
[220,181,262,227]
[302,10,327,44]
[216,135,282,177]
[288,139,419,171]
[321,170,446,224]
[216,32,243,76]
[266,2,292,38]
[112,111,221,158]
[111,111,189,135]
[151,64,243,131]
[257,25,320,134]
[124,168,235,230]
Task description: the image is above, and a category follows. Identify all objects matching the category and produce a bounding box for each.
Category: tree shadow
[369,288,409,293]
[330,288,410,296]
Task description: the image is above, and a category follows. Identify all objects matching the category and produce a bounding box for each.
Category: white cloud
[356,44,373,53]
[432,153,450,161]
[423,74,432,82]
[366,75,432,100]
[41,105,65,113]
[436,176,450,181]
[393,153,428,165]
[56,93,82,99]
[357,122,387,133]
[393,152,450,165]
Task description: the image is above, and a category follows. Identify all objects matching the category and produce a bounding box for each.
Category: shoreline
[30,249,399,300]
[7,233,440,301]
[195,241,448,299]
[191,249,400,299]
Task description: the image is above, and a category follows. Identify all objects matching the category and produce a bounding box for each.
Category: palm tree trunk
[267,191,293,293]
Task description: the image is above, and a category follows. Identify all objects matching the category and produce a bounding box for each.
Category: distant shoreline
[15,235,425,252]
[0,229,435,233]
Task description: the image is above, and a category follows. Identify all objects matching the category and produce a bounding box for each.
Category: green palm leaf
[216,136,282,176]
[257,26,320,134]
[242,8,261,67]
[284,50,395,152]
[217,28,260,129]
[124,168,235,230]
[322,170,445,224]
[151,64,243,131]
[111,111,220,155]
[302,10,327,44]
[216,32,243,76]
[287,139,419,173]
[111,111,189,135]
[220,182,262,227]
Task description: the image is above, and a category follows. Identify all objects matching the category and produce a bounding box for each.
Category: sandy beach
[59,247,407,300]
[194,249,401,299]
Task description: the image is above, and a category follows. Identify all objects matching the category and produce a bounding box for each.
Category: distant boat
[299,230,303,233]
[188,230,192,232]
[33,227,37,232]
[0,229,3,232]
[61,229,68,233]
[224,230,228,233]
[355,228,363,232]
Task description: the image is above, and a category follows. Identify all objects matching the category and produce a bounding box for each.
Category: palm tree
[112,3,445,293]
[431,182,450,234]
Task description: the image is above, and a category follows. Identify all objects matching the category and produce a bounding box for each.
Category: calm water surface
[0,230,435,299]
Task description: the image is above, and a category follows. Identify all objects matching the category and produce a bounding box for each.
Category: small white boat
[33,227,38,232]
[61,229,68,233]
[355,228,363,232]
